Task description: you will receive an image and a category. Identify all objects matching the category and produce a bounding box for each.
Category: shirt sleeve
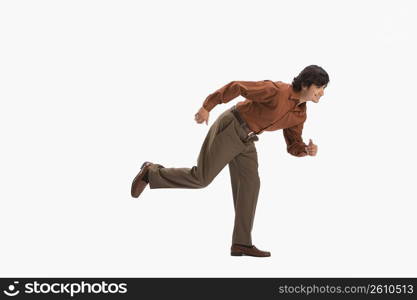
[202,80,278,112]
[283,122,308,157]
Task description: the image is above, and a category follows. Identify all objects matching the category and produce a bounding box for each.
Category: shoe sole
[230,252,270,257]
[131,161,151,198]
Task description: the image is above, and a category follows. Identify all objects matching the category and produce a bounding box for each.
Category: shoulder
[261,80,287,95]
[266,80,293,100]
[270,80,291,91]
[269,80,291,92]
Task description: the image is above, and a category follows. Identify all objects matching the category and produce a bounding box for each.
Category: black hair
[292,65,330,92]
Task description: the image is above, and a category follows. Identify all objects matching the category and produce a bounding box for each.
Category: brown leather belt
[231,106,259,142]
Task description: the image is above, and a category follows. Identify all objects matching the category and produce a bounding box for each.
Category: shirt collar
[288,84,306,109]
[288,84,302,101]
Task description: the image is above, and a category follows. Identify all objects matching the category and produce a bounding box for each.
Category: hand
[194,107,209,125]
[305,139,318,156]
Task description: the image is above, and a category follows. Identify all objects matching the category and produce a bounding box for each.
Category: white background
[1,0,416,277]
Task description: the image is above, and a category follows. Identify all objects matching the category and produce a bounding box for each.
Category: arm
[283,122,308,157]
[202,80,278,112]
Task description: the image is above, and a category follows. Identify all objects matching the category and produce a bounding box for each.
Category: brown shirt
[202,80,308,157]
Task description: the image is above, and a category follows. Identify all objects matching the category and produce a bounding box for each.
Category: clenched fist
[194,107,210,125]
[305,139,318,156]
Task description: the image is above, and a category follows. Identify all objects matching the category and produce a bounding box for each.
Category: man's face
[303,83,327,103]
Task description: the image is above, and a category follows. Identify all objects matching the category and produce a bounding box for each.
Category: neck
[290,85,308,106]
[297,90,310,105]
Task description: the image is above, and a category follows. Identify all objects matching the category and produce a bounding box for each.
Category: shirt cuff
[202,100,217,112]
[288,143,308,157]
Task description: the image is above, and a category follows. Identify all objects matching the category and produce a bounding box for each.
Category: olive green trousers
[147,107,260,246]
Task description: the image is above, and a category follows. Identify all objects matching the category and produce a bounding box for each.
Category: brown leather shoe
[131,161,153,198]
[231,244,271,257]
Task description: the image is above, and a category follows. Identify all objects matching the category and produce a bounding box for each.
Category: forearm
[202,81,241,112]
[202,80,277,112]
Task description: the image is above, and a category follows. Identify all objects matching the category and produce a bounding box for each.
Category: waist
[230,106,252,134]
[230,106,259,142]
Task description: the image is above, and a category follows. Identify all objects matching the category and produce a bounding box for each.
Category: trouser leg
[148,108,247,189]
[228,142,260,246]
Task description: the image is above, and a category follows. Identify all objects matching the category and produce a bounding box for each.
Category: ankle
[233,243,253,248]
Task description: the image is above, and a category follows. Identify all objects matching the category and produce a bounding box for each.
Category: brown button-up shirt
[202,80,308,157]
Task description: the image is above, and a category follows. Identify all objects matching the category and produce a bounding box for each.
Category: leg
[148,109,247,189]
[228,142,260,246]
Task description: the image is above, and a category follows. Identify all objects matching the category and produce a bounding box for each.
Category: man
[131,65,330,257]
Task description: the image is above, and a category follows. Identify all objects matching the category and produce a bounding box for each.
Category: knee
[197,175,214,188]
[198,178,212,188]
[193,168,213,188]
